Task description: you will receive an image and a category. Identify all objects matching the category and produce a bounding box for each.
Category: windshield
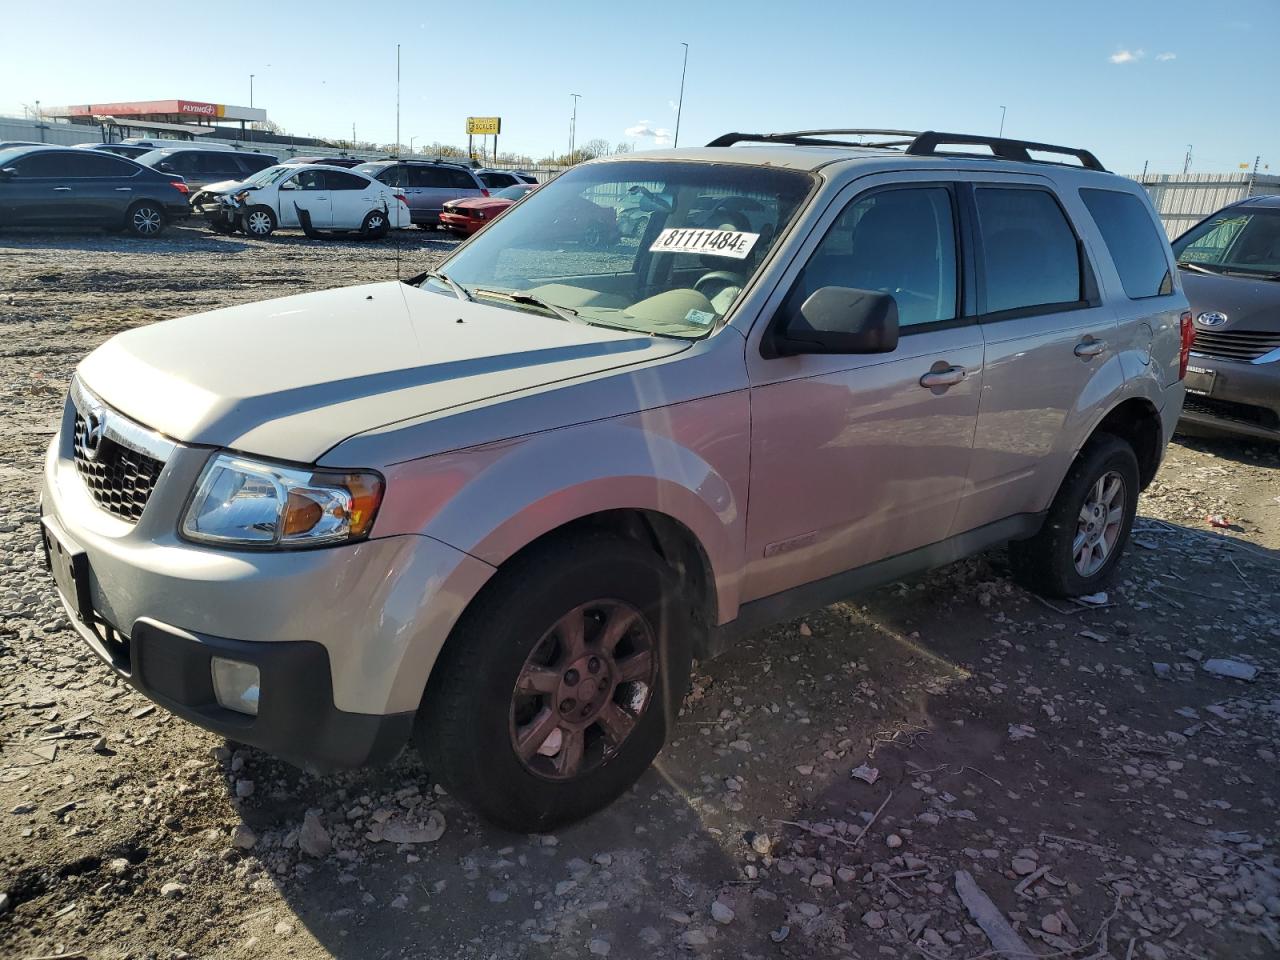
[243,164,296,187]
[494,185,534,200]
[427,160,813,338]
[1172,207,1280,276]
[0,147,31,168]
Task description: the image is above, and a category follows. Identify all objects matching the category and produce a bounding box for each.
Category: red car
[440,183,535,237]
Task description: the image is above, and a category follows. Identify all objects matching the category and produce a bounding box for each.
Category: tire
[242,206,276,238]
[360,209,389,239]
[1009,433,1140,598]
[126,201,165,237]
[417,533,694,831]
[582,222,605,249]
[208,219,237,235]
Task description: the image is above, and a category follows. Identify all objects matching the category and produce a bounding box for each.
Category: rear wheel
[1009,433,1140,598]
[243,206,276,238]
[126,202,165,237]
[360,209,389,239]
[417,534,693,831]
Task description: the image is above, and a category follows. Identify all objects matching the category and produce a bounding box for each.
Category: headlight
[181,453,383,549]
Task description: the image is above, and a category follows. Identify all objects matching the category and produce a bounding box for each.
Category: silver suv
[40,129,1190,830]
[353,159,487,227]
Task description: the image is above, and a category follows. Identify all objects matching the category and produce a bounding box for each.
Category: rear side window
[70,152,137,177]
[1080,189,1172,298]
[975,187,1081,314]
[327,171,369,190]
[238,154,276,173]
[789,186,959,329]
[408,166,450,188]
[451,169,480,190]
[373,165,404,187]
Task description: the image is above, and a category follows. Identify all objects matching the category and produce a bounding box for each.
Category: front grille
[73,413,165,522]
[1191,329,1280,362]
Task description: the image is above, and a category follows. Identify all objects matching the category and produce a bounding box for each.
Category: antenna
[395,44,401,158]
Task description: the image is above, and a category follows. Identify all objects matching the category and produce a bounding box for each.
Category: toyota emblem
[1197,311,1228,327]
[82,407,108,461]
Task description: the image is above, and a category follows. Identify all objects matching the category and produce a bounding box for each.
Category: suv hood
[1181,270,1280,331]
[77,281,689,463]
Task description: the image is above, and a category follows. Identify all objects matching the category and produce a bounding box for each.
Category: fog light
[211,657,260,716]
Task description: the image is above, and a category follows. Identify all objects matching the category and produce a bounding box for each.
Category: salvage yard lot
[1,226,1278,960]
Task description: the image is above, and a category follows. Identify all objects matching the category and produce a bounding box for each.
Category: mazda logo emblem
[1197,311,1228,327]
[82,407,108,461]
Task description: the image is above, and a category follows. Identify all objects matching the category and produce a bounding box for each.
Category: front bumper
[40,390,495,768]
[1179,353,1280,441]
[438,212,481,235]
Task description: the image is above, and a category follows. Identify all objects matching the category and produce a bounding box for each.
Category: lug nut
[560,699,576,713]
[564,669,579,685]
[599,679,608,691]
[587,657,601,674]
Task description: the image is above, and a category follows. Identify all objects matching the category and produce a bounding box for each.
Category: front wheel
[417,534,693,831]
[242,206,276,238]
[1009,433,1140,598]
[360,209,389,239]
[126,202,165,237]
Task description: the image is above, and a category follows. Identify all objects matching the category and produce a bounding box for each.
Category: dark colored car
[1171,195,1280,442]
[0,145,191,236]
[0,141,43,150]
[75,143,154,159]
[439,183,536,236]
[283,156,365,169]
[475,168,538,189]
[136,148,278,191]
[354,159,487,227]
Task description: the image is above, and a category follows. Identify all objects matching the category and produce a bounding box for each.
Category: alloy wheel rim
[368,215,384,230]
[133,208,160,234]
[1073,470,1125,577]
[508,599,657,781]
[247,212,271,234]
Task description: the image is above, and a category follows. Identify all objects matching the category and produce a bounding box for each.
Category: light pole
[998,105,1006,138]
[409,136,417,155]
[674,42,689,148]
[569,93,581,159]
[1183,144,1193,175]
[250,74,255,108]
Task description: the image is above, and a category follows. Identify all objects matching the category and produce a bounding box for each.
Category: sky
[2,0,1275,175]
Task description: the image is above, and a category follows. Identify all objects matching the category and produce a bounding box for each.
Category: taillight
[170,181,190,195]
[1178,310,1194,379]
[393,193,408,206]
[480,188,490,197]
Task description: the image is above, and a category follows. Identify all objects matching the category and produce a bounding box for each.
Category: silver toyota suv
[40,129,1191,830]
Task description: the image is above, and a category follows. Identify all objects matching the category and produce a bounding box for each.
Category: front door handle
[115,187,132,192]
[52,186,71,192]
[919,365,968,389]
[1074,338,1107,358]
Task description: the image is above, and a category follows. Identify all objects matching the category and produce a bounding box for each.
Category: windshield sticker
[684,309,716,327]
[649,228,759,260]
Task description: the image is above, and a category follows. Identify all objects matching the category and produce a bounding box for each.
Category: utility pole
[1247,155,1261,197]
[395,44,401,158]
[998,105,1006,138]
[569,93,581,160]
[250,74,255,108]
[1141,159,1148,184]
[34,100,44,142]
[1182,144,1192,175]
[674,42,689,148]
[409,136,417,155]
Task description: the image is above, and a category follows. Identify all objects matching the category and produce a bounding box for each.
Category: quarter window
[1080,188,1172,298]
[788,187,959,329]
[975,188,1082,314]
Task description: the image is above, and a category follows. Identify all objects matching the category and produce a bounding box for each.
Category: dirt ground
[1,224,1277,960]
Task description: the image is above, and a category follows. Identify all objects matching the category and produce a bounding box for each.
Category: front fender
[373,391,751,624]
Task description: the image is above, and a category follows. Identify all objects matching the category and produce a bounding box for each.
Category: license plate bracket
[41,518,94,624]
[1184,366,1216,397]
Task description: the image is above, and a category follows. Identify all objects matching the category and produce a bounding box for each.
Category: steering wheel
[694,270,747,297]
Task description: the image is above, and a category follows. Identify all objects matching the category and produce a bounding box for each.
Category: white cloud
[1155,51,1177,61]
[625,121,672,146]
[1109,48,1145,64]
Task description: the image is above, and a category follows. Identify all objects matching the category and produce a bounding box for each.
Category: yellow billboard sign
[467,116,502,135]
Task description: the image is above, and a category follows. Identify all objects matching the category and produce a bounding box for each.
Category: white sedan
[192,164,410,239]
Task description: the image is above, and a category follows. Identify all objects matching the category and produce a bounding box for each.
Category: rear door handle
[115,187,132,192]
[1074,338,1107,358]
[52,186,71,192]
[919,365,968,388]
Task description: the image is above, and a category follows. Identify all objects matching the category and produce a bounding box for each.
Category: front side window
[1172,206,1280,277]
[9,152,76,178]
[787,186,958,329]
[290,169,327,190]
[1080,188,1172,298]
[976,187,1082,314]
[431,160,813,338]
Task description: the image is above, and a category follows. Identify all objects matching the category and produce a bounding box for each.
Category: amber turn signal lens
[327,471,383,539]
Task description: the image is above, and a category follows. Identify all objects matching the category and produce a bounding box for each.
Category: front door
[277,168,332,229]
[742,178,984,604]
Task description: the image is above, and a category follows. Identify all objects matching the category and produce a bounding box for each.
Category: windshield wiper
[1176,261,1223,276]
[472,288,584,324]
[421,270,473,302]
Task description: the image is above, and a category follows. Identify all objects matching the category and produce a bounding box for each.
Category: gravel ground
[1,225,1278,960]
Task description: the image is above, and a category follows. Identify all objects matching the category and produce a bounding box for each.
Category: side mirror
[279,180,297,190]
[771,286,900,356]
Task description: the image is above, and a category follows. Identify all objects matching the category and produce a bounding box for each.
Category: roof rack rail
[706,129,1106,171]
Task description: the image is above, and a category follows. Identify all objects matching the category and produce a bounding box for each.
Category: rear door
[276,168,332,227]
[407,165,455,223]
[326,169,378,228]
[952,178,1121,533]
[742,176,985,603]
